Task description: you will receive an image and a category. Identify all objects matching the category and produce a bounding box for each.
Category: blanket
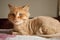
[0,34,60,40]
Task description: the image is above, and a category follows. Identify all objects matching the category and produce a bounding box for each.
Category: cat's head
[8,4,30,25]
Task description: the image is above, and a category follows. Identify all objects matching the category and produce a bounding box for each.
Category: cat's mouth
[13,20,24,25]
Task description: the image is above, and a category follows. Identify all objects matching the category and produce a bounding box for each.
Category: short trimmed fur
[8,4,60,38]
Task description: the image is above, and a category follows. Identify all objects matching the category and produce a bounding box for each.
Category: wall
[0,0,57,18]
[59,0,60,16]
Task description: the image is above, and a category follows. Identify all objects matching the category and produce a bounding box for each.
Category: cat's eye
[19,14,22,16]
[11,13,15,17]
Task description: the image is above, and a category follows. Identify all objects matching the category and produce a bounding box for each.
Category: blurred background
[0,0,59,18]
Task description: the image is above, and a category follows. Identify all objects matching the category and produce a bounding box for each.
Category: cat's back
[32,16,59,24]
[33,16,58,22]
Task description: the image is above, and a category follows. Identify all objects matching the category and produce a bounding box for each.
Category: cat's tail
[38,33,60,38]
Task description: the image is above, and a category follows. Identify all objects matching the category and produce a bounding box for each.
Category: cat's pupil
[12,13,15,17]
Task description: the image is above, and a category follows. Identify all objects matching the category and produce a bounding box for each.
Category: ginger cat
[8,4,60,38]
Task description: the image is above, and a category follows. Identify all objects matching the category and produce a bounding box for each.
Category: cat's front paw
[12,32,19,35]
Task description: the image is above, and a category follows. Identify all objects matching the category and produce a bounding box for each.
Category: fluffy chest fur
[13,20,33,35]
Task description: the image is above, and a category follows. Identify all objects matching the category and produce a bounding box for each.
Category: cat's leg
[10,29,20,35]
[36,27,44,35]
[12,31,20,35]
[36,27,60,38]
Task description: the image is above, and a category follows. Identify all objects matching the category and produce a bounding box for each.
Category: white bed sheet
[6,35,60,40]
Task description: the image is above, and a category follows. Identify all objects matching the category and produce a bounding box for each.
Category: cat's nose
[15,16,20,19]
[15,17,18,20]
[14,18,18,21]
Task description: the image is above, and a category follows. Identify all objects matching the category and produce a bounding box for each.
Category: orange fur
[8,4,60,38]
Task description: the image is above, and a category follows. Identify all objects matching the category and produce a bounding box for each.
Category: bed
[0,33,60,40]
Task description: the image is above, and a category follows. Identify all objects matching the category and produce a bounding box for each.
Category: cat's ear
[23,4,30,11]
[8,4,14,9]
